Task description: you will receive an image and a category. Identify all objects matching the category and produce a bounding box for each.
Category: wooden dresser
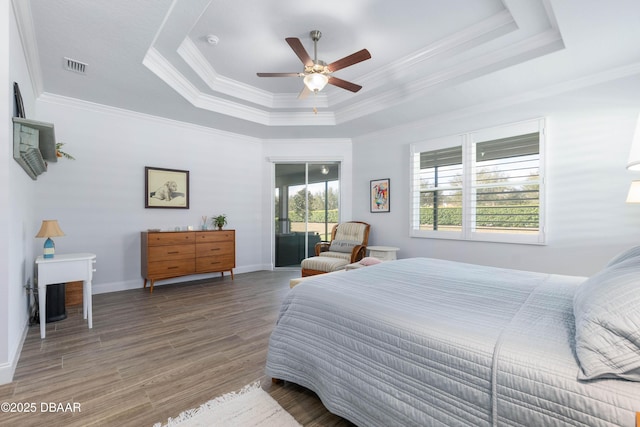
[141,230,235,293]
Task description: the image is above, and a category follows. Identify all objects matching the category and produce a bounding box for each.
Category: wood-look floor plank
[1,270,355,426]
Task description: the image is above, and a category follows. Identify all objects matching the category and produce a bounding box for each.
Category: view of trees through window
[288,181,339,240]
[420,164,539,233]
[416,130,541,236]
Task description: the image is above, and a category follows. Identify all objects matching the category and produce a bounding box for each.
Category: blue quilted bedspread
[266,258,640,426]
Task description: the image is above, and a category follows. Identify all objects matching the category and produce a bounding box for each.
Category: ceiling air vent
[64,57,87,74]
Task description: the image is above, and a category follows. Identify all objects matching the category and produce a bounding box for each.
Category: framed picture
[370,178,390,212]
[145,166,189,209]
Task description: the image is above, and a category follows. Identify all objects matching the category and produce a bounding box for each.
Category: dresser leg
[149,280,155,293]
[143,278,147,289]
[230,269,234,280]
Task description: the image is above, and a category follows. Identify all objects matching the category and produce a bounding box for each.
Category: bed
[265,254,640,426]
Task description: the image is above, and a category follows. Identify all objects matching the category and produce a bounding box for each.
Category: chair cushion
[319,252,351,261]
[334,222,367,244]
[329,240,360,253]
[301,256,349,273]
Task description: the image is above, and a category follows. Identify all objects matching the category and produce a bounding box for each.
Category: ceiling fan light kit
[257,30,371,96]
[303,73,328,92]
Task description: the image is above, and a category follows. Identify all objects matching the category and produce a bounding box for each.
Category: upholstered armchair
[300,221,370,277]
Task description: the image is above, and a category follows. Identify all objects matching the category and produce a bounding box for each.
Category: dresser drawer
[142,229,235,292]
[147,232,194,246]
[148,244,195,261]
[196,231,235,243]
[196,241,234,257]
[196,255,235,273]
[148,259,195,277]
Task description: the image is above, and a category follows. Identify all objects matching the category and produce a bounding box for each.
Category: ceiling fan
[257,30,371,98]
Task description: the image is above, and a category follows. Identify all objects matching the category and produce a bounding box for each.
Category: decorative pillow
[359,257,382,266]
[573,257,640,381]
[605,245,640,268]
[329,240,359,253]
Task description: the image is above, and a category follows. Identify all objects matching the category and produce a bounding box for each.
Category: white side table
[36,253,96,339]
[367,246,399,261]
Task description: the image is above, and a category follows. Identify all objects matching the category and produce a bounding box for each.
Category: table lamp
[35,220,65,258]
[627,181,640,203]
[627,114,640,171]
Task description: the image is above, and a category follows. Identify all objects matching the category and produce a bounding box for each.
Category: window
[410,118,545,244]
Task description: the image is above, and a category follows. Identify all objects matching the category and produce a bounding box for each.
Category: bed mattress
[265,258,640,426]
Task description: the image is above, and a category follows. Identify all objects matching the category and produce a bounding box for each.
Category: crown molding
[265,140,350,147]
[37,92,262,144]
[271,92,329,109]
[178,36,274,107]
[269,111,336,126]
[143,47,270,124]
[328,10,519,106]
[178,36,328,110]
[336,27,564,124]
[356,61,640,142]
[144,47,337,126]
[179,35,330,110]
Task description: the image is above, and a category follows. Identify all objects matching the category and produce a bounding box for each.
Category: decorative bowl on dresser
[141,230,235,293]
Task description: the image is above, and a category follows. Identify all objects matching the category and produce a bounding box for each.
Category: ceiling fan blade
[286,37,313,67]
[327,49,371,72]
[256,72,301,77]
[328,76,362,93]
[298,85,311,100]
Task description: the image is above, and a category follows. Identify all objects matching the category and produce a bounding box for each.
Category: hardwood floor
[0,270,355,427]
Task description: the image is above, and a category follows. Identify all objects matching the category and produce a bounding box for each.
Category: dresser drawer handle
[168,266,179,269]
[167,251,179,254]
[210,248,220,251]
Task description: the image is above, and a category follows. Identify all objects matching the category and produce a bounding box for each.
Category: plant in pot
[55,142,75,160]
[212,214,227,230]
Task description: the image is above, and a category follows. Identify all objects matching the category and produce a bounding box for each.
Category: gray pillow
[605,245,640,268]
[573,257,640,381]
[329,240,359,253]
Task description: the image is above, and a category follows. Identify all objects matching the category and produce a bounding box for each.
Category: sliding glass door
[274,162,340,267]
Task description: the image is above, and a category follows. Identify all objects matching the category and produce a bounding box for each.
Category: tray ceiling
[18,0,640,139]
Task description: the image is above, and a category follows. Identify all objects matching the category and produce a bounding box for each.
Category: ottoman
[300,255,349,277]
[290,269,345,288]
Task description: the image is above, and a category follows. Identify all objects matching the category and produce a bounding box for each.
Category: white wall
[31,97,357,291]
[34,96,266,294]
[1,0,38,384]
[0,0,11,385]
[353,74,640,277]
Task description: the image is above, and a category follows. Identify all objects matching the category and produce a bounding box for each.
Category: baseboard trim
[0,323,28,385]
[92,264,272,295]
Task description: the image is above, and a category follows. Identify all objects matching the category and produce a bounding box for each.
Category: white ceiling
[19,0,640,139]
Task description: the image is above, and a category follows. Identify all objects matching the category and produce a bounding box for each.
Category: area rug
[153,381,301,427]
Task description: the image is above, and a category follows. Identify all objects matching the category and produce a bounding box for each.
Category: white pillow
[605,245,640,268]
[573,257,640,381]
[359,257,382,266]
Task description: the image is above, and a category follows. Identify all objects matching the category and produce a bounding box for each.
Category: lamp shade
[627,114,640,170]
[35,220,65,238]
[35,220,65,258]
[303,73,329,92]
[627,181,640,203]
